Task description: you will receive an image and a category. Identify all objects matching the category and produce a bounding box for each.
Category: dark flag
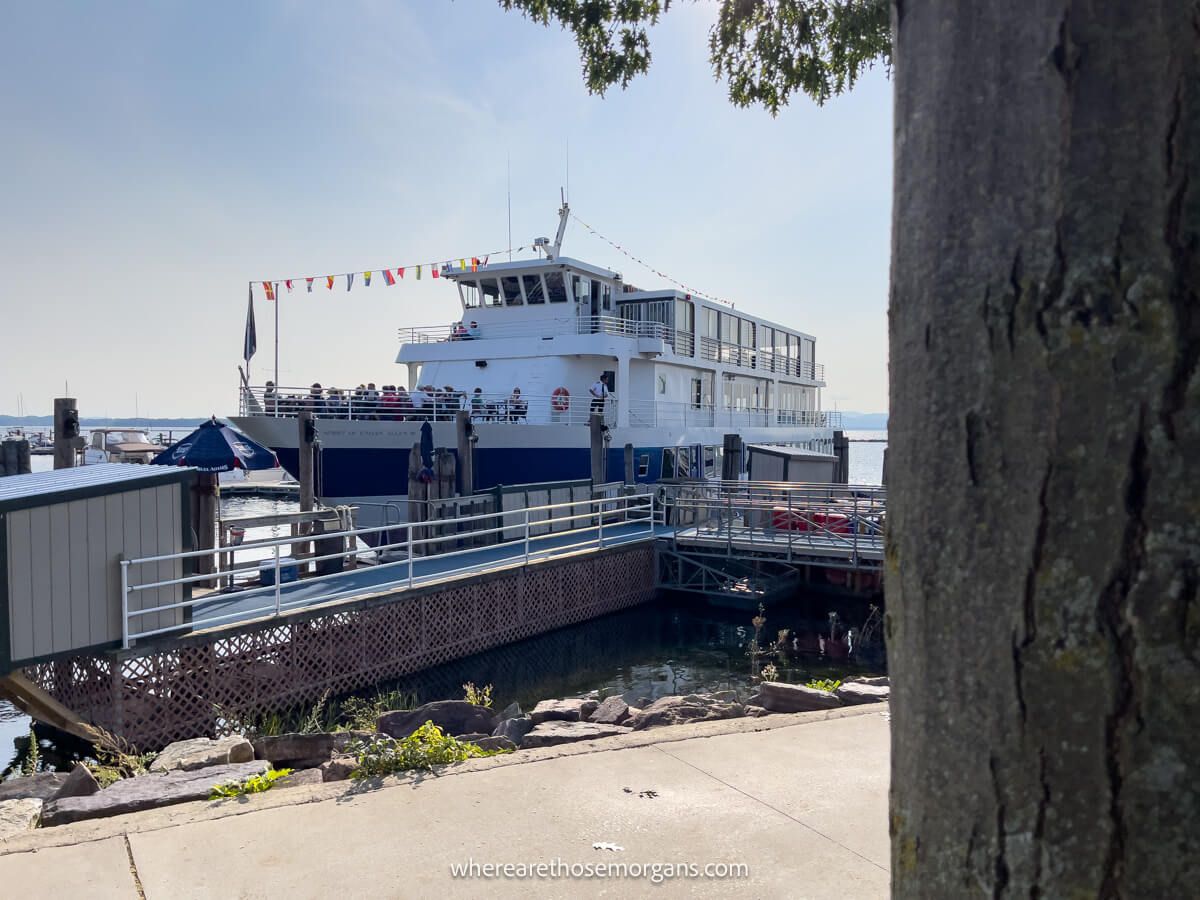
[243,284,257,364]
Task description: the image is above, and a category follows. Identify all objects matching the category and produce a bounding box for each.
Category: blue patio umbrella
[152,417,277,473]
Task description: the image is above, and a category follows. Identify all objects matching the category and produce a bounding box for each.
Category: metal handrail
[120,491,655,647]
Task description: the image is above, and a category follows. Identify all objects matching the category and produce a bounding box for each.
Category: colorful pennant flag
[306,278,314,293]
[383,269,395,286]
[327,275,335,290]
[471,257,479,272]
[285,279,293,293]
[416,265,422,280]
[397,267,405,279]
[431,264,439,279]
[459,258,466,269]
[364,271,372,287]
[262,281,275,301]
[346,273,355,291]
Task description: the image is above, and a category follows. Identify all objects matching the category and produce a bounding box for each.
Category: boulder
[273,768,324,790]
[529,699,599,724]
[149,735,255,773]
[628,694,745,731]
[0,773,68,802]
[711,690,739,703]
[42,760,270,826]
[0,798,43,838]
[55,763,100,800]
[472,736,516,753]
[834,682,890,705]
[492,716,534,746]
[848,676,889,687]
[757,682,843,713]
[587,696,632,726]
[521,721,633,748]
[498,701,522,721]
[252,731,373,769]
[454,733,491,743]
[377,702,496,739]
[319,755,357,783]
[745,705,771,717]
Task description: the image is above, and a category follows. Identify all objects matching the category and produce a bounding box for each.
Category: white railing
[399,316,690,353]
[698,337,826,381]
[240,386,615,426]
[659,480,885,568]
[626,401,841,430]
[119,492,657,647]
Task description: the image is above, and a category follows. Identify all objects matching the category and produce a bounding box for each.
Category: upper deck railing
[400,316,694,356]
[698,337,825,381]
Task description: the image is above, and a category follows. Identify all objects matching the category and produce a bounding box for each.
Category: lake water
[2,432,887,771]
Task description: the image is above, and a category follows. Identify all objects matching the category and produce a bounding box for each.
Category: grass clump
[806,678,842,693]
[209,768,293,800]
[349,721,508,779]
[462,682,494,709]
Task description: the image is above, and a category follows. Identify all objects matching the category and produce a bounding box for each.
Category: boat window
[545,271,567,302]
[479,278,503,307]
[703,307,718,338]
[572,275,591,305]
[638,454,649,477]
[460,280,480,308]
[662,448,676,480]
[703,446,716,478]
[502,276,523,305]
[600,283,612,311]
[522,274,545,304]
[677,446,694,478]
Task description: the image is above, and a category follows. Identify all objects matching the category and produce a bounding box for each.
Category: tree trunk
[888,2,1199,897]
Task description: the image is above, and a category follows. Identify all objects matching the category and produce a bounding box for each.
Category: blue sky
[0,1,891,418]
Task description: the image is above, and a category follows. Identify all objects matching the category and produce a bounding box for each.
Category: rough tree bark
[888,2,1199,897]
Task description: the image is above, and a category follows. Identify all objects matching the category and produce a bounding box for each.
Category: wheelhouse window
[522,274,545,303]
[545,271,567,302]
[479,278,503,307]
[502,276,523,305]
[572,275,591,305]
[600,282,612,311]
[460,280,480,308]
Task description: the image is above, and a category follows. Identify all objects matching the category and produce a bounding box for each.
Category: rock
[0,773,68,802]
[377,702,496,739]
[757,682,843,713]
[746,706,771,717]
[628,694,745,731]
[252,732,373,769]
[492,716,534,746]
[588,696,632,726]
[454,732,491,743]
[521,721,633,748]
[848,676,889,687]
[0,798,43,838]
[529,698,599,724]
[55,764,100,800]
[711,690,739,703]
[149,735,255,773]
[635,697,653,709]
[472,736,516,753]
[273,768,324,789]
[834,682,890,705]
[42,761,270,826]
[747,692,764,707]
[319,755,357,783]
[498,701,522,721]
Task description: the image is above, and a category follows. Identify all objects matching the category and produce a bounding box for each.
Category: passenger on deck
[351,385,367,419]
[508,387,527,422]
[451,321,468,341]
[380,385,399,420]
[365,383,381,420]
[326,388,348,419]
[263,381,278,416]
[466,320,480,339]
[589,375,610,416]
[470,387,484,420]
[396,385,412,420]
[410,385,430,420]
[308,383,326,416]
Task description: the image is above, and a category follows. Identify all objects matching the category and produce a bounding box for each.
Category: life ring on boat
[551,387,570,412]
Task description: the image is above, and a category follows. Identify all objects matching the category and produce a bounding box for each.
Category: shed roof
[0,463,193,509]
[746,444,837,461]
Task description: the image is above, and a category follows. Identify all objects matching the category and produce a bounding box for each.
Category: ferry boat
[230,205,840,528]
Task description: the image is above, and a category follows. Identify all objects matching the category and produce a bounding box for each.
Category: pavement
[0,705,890,898]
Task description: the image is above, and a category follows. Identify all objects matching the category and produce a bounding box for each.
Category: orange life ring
[551,387,570,412]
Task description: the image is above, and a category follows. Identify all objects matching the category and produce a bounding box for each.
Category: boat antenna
[507,154,513,262]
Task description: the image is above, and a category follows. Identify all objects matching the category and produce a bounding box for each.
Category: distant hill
[0,415,208,427]
[838,412,888,430]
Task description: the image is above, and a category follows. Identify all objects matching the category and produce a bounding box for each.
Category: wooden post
[623,442,634,485]
[53,397,78,470]
[297,412,315,571]
[722,433,742,481]
[0,440,29,477]
[192,471,218,584]
[589,414,605,484]
[455,411,474,497]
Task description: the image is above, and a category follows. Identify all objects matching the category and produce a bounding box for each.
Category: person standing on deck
[589,375,609,416]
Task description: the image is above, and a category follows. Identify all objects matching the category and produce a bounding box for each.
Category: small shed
[0,464,195,671]
[747,444,838,484]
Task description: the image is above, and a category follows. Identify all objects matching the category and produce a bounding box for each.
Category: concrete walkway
[0,707,890,898]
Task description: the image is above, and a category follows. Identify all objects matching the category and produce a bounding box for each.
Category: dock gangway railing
[119,490,657,649]
[656,480,886,569]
